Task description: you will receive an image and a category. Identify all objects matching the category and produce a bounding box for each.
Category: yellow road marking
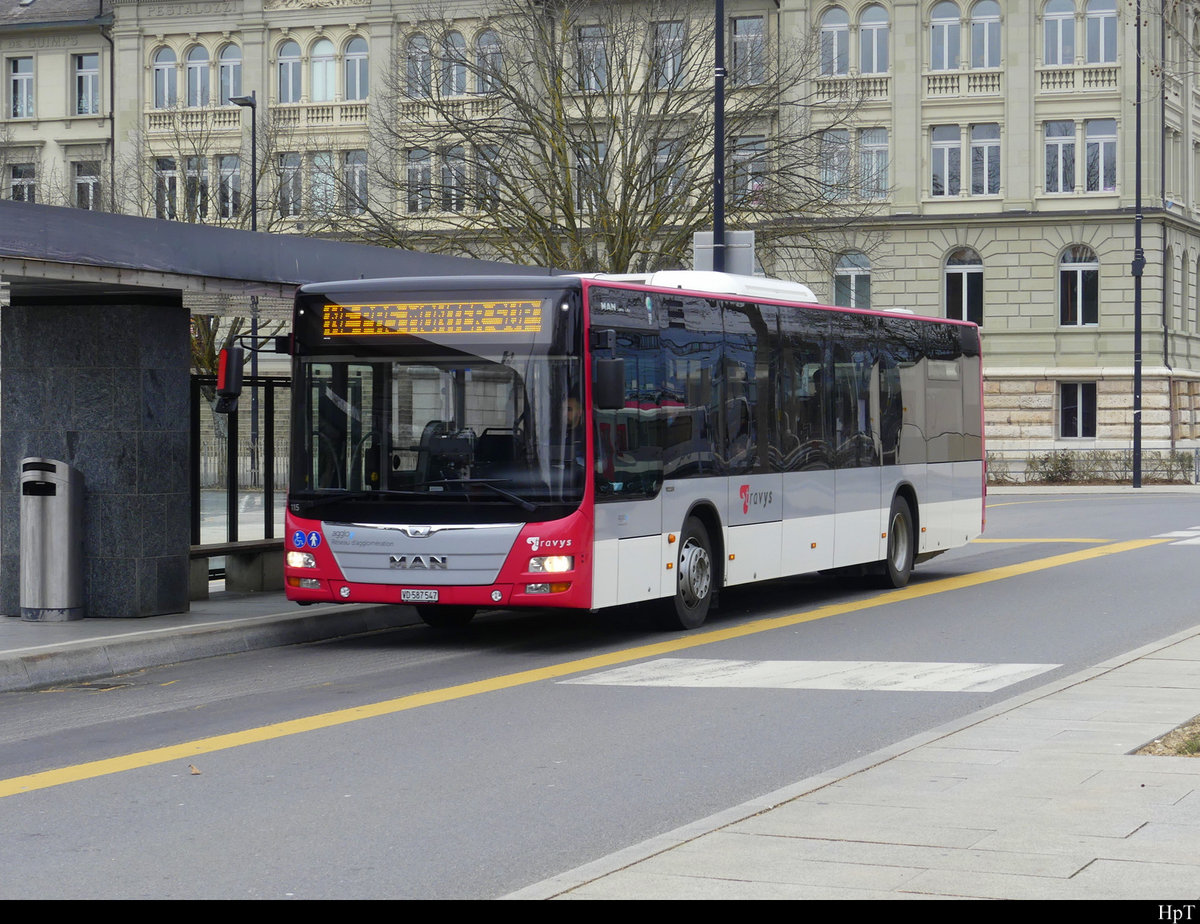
[0,537,1170,800]
[972,538,1110,544]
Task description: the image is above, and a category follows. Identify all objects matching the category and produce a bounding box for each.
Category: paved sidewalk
[510,625,1200,899]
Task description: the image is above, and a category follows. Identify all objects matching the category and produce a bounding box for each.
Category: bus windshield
[289,285,585,523]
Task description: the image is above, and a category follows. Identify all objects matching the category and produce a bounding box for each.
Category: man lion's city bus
[284,271,984,630]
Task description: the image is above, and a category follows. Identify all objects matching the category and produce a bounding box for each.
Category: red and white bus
[284,271,984,629]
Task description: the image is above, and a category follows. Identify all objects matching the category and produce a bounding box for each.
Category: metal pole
[713,0,726,273]
[1132,2,1143,488]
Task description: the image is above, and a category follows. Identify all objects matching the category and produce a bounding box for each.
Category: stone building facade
[4,0,1200,462]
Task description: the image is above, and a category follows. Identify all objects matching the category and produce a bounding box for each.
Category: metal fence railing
[987,447,1200,485]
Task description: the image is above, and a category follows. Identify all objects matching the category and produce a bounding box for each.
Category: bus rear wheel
[416,605,476,630]
[664,517,713,630]
[880,496,914,588]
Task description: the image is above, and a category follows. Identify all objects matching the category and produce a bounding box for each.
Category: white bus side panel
[725,521,783,586]
[832,467,886,568]
[591,535,664,607]
[781,469,836,574]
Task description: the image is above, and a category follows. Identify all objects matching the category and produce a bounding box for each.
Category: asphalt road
[0,491,1196,898]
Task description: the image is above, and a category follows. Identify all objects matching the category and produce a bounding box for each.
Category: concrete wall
[0,296,190,617]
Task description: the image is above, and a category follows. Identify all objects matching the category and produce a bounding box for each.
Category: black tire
[663,516,714,630]
[415,605,476,629]
[881,496,914,588]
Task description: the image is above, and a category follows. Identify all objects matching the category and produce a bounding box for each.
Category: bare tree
[332,0,882,273]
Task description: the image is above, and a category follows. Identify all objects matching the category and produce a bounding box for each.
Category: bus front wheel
[416,605,476,630]
[881,496,914,588]
[665,517,713,630]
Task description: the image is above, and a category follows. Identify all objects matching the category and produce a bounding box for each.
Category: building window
[1086,0,1116,63]
[278,41,301,103]
[74,161,100,209]
[653,21,684,89]
[970,1,1000,68]
[578,26,607,92]
[345,37,368,101]
[154,157,177,218]
[819,129,851,196]
[9,57,33,118]
[407,35,431,98]
[441,32,468,97]
[1060,382,1096,438]
[185,156,209,219]
[654,138,684,198]
[1044,120,1075,192]
[476,144,500,209]
[476,31,502,94]
[834,252,870,309]
[344,150,367,214]
[970,123,1000,195]
[186,46,209,107]
[1059,245,1099,325]
[10,163,36,202]
[311,151,336,216]
[931,125,961,196]
[820,8,849,76]
[730,135,766,204]
[153,48,177,109]
[945,247,983,325]
[730,16,765,86]
[930,2,961,71]
[1044,0,1075,66]
[1085,118,1116,191]
[407,148,431,212]
[576,141,606,211]
[278,152,302,217]
[218,45,242,105]
[859,127,888,198]
[217,154,240,219]
[441,146,466,211]
[311,39,335,103]
[74,53,99,115]
[859,5,889,74]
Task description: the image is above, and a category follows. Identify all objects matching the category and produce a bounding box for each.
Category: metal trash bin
[20,458,84,622]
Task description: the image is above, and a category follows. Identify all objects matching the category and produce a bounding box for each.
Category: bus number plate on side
[401,589,438,603]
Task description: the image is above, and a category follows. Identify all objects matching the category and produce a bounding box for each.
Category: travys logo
[739,484,774,514]
[526,536,573,552]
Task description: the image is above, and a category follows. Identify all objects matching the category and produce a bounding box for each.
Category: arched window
[407,35,431,98]
[1085,0,1116,63]
[859,5,889,74]
[345,37,368,101]
[441,31,467,96]
[278,40,301,103]
[218,45,242,105]
[930,2,960,71]
[1059,245,1098,326]
[311,38,335,102]
[186,46,209,107]
[970,1,1000,68]
[833,252,870,309]
[945,247,983,325]
[819,7,849,76]
[1044,0,1075,66]
[476,30,502,93]
[153,48,177,109]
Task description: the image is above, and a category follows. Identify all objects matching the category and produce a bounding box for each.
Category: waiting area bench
[189,539,284,600]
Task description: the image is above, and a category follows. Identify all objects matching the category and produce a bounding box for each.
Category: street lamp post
[230,91,261,488]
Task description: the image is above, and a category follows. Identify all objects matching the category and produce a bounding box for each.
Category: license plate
[401,589,438,603]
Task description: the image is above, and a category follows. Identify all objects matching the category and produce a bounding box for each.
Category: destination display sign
[323,299,544,337]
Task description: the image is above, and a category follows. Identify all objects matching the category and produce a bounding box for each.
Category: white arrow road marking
[561,658,1060,693]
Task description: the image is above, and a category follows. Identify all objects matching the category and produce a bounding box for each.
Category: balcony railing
[146,106,244,133]
[925,69,1002,97]
[271,100,368,128]
[395,96,503,122]
[816,73,890,102]
[1037,64,1119,93]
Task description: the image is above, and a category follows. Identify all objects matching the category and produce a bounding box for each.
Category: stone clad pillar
[0,295,191,618]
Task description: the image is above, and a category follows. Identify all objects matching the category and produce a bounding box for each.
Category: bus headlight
[287,551,317,569]
[528,555,573,573]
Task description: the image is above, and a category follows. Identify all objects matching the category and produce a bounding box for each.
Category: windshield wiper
[291,489,424,514]
[422,478,538,512]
